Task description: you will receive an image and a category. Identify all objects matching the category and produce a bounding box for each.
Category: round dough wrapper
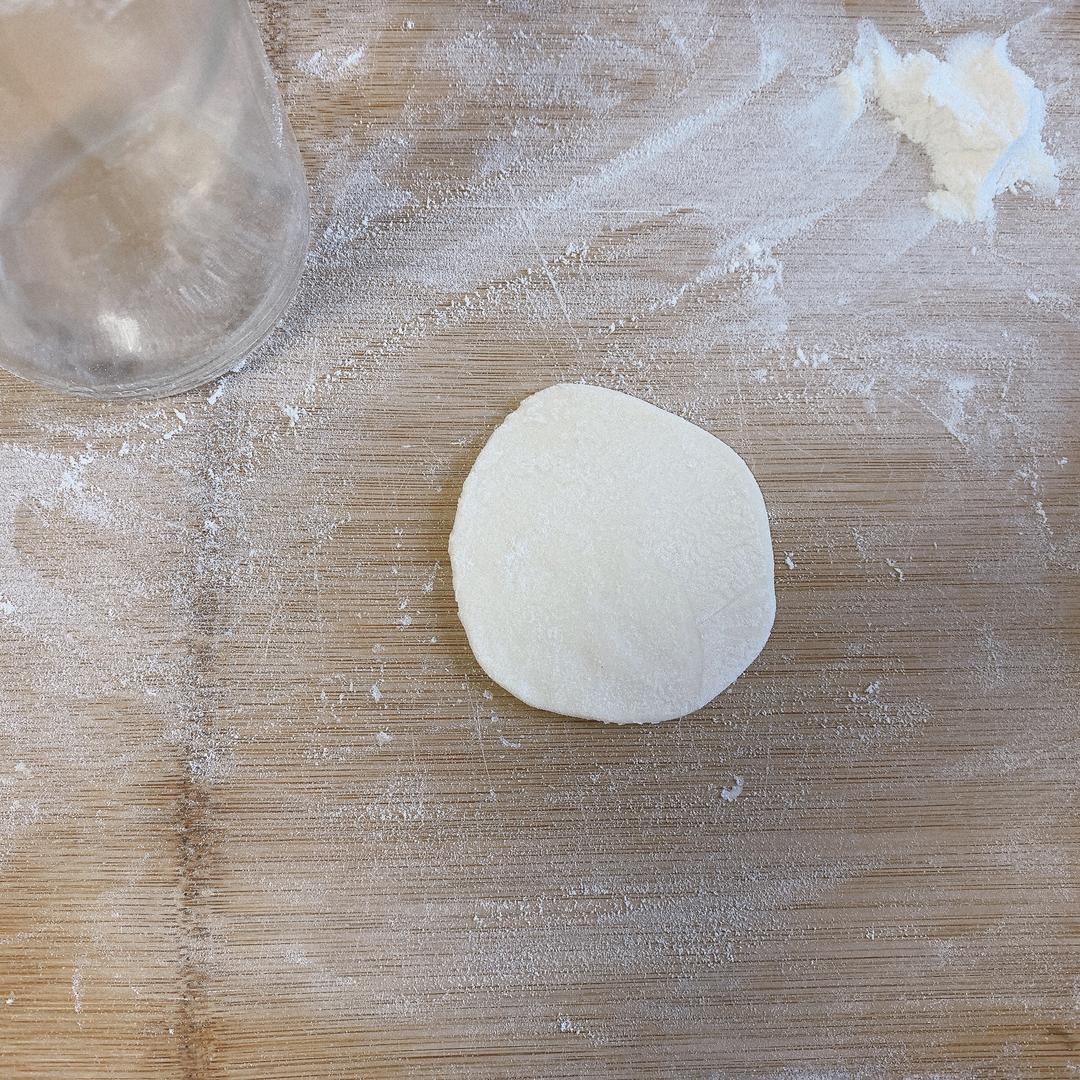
[449,383,776,724]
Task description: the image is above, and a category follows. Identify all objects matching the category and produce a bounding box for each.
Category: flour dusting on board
[1,0,1078,1074]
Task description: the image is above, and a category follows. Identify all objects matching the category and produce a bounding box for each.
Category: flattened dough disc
[449,383,776,724]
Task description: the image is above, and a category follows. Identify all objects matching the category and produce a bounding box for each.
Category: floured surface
[1,1,1078,1077]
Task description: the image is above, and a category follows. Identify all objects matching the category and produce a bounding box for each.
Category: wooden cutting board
[2,1,1078,1077]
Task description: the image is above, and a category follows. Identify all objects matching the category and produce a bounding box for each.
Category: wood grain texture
[1,1,1079,1078]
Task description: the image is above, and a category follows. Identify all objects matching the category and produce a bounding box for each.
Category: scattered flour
[837,24,1059,222]
[298,46,367,82]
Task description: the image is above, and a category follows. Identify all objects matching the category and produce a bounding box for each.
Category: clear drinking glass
[0,0,310,398]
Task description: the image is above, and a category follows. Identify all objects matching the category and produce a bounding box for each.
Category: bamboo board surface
[1,1,1079,1077]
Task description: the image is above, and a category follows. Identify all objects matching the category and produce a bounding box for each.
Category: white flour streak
[298,45,367,82]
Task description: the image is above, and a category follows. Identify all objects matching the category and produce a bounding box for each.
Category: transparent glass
[0,0,310,398]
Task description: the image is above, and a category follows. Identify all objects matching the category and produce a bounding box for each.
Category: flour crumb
[280,404,301,427]
[784,553,796,570]
[720,775,744,802]
[422,563,438,593]
[299,50,326,76]
[375,731,393,746]
[886,558,906,582]
[370,684,382,703]
[794,348,830,369]
[338,47,366,72]
[851,680,882,704]
[725,240,783,291]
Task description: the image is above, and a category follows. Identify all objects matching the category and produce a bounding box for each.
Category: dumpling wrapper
[449,383,776,724]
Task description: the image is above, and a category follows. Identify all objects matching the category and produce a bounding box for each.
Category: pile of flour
[838,23,1059,222]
